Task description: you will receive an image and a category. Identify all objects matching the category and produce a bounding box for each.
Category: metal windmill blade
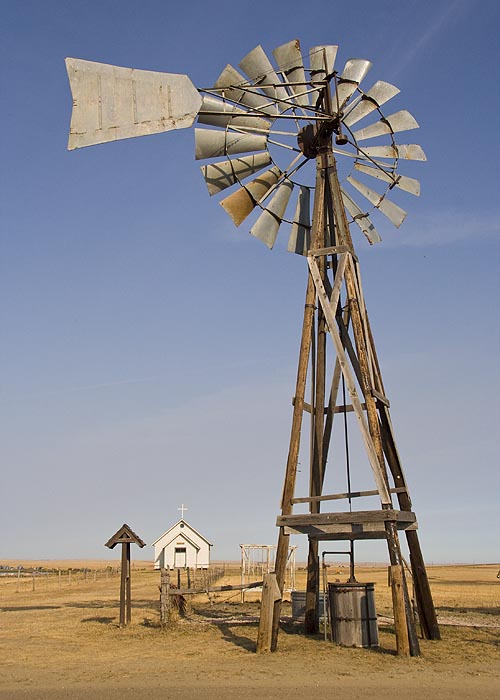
[335,58,372,108]
[309,45,338,107]
[214,64,279,116]
[272,40,310,108]
[343,81,400,127]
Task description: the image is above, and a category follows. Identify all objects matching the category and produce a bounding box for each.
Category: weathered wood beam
[291,486,407,504]
[278,509,416,526]
[170,580,264,596]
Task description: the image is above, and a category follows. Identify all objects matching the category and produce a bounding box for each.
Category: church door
[174,547,187,568]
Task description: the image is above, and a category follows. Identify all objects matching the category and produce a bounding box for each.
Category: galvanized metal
[220,166,281,226]
[341,188,382,244]
[288,186,311,254]
[214,64,278,116]
[239,45,291,110]
[343,81,400,127]
[201,152,272,196]
[65,58,201,150]
[309,45,338,107]
[347,176,407,228]
[272,40,309,107]
[335,58,372,108]
[250,181,294,248]
[354,162,420,196]
[197,95,271,132]
[353,110,419,142]
[362,144,427,161]
[194,128,267,160]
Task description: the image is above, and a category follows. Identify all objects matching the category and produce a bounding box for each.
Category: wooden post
[119,542,127,627]
[257,574,281,653]
[390,565,410,657]
[305,539,320,634]
[125,543,131,624]
[160,567,171,629]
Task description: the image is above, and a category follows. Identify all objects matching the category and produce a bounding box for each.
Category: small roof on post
[104,523,146,549]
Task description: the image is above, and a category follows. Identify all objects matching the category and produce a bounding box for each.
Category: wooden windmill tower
[65,39,440,656]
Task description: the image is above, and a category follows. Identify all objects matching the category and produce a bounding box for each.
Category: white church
[152,506,212,570]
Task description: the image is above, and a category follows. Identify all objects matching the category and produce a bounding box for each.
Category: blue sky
[1,0,499,564]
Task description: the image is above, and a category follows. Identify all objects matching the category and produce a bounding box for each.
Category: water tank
[328,582,379,647]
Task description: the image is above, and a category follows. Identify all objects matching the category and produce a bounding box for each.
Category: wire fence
[165,565,226,591]
[0,567,121,593]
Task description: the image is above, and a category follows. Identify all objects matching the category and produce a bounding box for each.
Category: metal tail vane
[65,39,425,252]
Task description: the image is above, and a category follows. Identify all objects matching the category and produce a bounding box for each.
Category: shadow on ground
[1,605,61,612]
[437,605,500,616]
[215,621,257,652]
[81,616,115,624]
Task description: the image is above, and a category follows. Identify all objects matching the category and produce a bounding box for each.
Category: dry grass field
[1,560,498,700]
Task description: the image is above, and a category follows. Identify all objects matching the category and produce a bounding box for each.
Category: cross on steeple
[178,504,188,519]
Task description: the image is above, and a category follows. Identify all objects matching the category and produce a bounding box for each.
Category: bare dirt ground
[1,561,498,700]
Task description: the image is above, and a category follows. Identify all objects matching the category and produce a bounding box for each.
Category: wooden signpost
[105,523,146,627]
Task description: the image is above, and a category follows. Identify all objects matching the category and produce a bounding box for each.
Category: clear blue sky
[1,0,499,564]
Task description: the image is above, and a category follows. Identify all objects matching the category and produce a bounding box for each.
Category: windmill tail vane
[65,39,425,253]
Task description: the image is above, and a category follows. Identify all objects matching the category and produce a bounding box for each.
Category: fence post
[160,567,171,629]
[256,573,281,653]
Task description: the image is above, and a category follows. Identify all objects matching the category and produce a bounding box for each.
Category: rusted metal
[220,166,281,226]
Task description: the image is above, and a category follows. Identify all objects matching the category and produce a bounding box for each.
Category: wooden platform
[277,510,417,540]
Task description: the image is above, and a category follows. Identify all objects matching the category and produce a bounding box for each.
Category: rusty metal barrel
[328,582,379,647]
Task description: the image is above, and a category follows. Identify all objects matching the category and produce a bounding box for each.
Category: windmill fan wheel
[195,39,426,253]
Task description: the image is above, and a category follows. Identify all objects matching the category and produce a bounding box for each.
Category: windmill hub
[297,117,342,160]
[297,124,320,159]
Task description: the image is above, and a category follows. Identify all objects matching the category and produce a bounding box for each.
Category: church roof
[151,519,212,547]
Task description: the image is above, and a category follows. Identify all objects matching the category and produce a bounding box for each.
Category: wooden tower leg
[305,246,327,635]
[406,530,441,639]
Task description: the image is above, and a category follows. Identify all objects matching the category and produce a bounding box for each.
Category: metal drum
[328,582,379,647]
[291,591,326,621]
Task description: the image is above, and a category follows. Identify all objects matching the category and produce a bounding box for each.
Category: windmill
[65,39,440,656]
